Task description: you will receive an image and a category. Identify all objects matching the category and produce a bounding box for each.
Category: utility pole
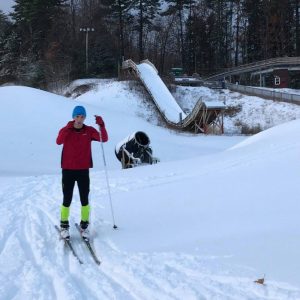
[80,27,95,74]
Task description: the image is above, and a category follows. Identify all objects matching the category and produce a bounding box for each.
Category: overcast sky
[0,0,14,14]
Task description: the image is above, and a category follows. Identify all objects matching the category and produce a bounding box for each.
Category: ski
[75,223,101,265]
[54,225,84,264]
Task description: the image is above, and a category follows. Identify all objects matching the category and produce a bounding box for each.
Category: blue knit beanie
[72,106,86,118]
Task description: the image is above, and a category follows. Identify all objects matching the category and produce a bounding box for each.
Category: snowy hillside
[174,86,300,134]
[1,83,300,299]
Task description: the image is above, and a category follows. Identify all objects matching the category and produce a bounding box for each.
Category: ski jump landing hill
[122,59,225,134]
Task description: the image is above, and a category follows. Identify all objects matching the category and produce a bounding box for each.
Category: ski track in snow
[0,174,300,300]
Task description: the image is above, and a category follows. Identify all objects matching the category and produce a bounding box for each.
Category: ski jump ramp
[122,59,225,134]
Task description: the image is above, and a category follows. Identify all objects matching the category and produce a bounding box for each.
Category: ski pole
[97,119,118,229]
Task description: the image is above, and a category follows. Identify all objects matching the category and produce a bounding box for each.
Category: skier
[56,105,108,240]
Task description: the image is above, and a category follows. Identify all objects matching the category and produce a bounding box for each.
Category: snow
[1,81,300,299]
[255,87,300,95]
[205,101,226,109]
[137,62,187,123]
[174,86,300,134]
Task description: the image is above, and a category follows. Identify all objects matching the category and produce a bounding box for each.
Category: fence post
[179,112,183,124]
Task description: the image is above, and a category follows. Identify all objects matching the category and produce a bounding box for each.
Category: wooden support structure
[192,105,225,134]
[121,59,226,134]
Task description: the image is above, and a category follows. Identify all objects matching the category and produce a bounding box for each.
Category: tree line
[0,0,299,89]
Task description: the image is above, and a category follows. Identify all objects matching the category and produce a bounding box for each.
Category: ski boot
[80,221,89,240]
[60,220,70,240]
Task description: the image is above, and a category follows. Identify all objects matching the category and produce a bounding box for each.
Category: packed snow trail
[1,172,299,300]
[1,84,300,298]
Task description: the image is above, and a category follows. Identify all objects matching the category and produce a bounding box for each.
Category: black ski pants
[62,169,90,207]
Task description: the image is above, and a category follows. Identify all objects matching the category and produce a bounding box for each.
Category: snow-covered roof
[204,101,226,109]
[175,77,200,82]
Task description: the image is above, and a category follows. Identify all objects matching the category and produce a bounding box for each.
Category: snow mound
[230,118,300,150]
[1,84,300,297]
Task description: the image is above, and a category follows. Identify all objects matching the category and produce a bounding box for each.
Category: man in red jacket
[56,105,108,240]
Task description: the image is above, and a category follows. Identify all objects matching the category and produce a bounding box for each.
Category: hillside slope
[0,84,300,299]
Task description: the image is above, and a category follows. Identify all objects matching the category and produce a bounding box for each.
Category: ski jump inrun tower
[122,59,225,134]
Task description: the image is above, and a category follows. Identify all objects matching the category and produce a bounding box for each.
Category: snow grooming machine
[115,131,159,169]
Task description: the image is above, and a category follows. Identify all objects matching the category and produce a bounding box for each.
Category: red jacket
[56,122,108,169]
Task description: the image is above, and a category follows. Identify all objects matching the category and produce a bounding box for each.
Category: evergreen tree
[185,9,196,74]
[12,0,67,58]
[164,0,195,70]
[233,0,242,66]
[10,0,68,86]
[89,34,117,76]
[242,0,264,62]
[132,0,160,61]
[109,0,134,61]
[205,0,232,70]
[184,1,219,75]
[266,0,294,57]
[44,4,73,88]
[78,0,118,77]
[154,14,177,73]
[0,11,18,83]
[295,0,300,56]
